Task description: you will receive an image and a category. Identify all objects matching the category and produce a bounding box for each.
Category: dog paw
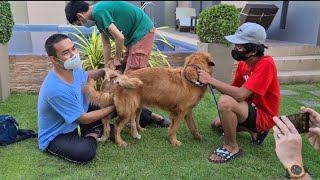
[193,133,202,140]
[138,127,146,132]
[132,133,141,139]
[116,140,128,147]
[170,139,182,146]
[98,135,109,143]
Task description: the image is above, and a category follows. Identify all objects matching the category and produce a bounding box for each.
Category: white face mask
[77,13,96,28]
[83,19,96,28]
[56,53,82,70]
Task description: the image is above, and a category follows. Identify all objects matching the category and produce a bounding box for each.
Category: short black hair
[65,1,90,24]
[242,43,268,57]
[44,34,69,57]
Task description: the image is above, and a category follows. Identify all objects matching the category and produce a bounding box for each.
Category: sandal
[250,130,269,145]
[208,147,244,164]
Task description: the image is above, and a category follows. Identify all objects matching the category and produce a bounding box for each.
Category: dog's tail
[83,78,114,107]
[114,75,143,89]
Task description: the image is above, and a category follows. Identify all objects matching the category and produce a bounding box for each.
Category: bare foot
[114,59,121,67]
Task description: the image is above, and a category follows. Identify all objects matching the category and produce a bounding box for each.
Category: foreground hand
[272,116,303,168]
[301,106,320,151]
[103,68,121,81]
[197,69,213,84]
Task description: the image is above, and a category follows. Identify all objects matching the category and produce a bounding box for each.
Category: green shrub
[0,1,14,44]
[197,4,240,45]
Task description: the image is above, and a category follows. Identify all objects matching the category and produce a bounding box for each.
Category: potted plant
[197,4,240,83]
[0,1,14,102]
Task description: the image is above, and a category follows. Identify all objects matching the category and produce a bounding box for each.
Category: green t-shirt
[92,1,154,48]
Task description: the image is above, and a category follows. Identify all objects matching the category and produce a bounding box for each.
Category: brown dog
[83,52,215,146]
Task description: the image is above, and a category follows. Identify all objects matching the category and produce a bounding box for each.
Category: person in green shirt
[65,1,155,72]
[65,1,170,129]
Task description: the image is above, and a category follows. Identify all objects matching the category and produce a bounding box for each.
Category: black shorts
[239,103,258,133]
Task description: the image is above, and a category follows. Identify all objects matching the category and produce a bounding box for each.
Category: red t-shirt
[232,56,280,132]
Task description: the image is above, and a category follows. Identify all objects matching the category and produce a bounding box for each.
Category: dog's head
[184,52,215,75]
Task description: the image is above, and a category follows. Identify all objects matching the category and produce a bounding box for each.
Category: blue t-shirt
[37,69,89,151]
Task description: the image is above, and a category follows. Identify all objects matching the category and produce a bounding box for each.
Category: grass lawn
[1,84,320,179]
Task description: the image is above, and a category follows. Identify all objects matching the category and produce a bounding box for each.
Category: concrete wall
[192,1,220,15]
[9,1,29,24]
[10,1,67,25]
[258,1,320,45]
[26,1,67,25]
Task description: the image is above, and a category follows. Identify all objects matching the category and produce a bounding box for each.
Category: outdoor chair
[175,7,197,32]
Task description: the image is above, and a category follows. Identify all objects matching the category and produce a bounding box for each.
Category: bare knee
[217,95,236,112]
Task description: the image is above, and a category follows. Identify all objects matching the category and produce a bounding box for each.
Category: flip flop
[208,147,244,164]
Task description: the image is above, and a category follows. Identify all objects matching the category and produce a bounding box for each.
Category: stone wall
[9,55,52,93]
[8,53,192,93]
[8,53,238,93]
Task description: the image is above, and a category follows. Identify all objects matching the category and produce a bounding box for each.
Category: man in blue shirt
[38,34,118,163]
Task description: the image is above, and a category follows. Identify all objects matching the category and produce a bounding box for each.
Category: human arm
[107,23,124,66]
[272,116,312,180]
[300,106,320,151]
[101,32,112,67]
[197,69,253,102]
[76,106,115,124]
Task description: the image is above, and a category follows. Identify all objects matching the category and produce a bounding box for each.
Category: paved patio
[156,27,315,47]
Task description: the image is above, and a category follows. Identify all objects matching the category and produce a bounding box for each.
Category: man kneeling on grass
[198,22,280,163]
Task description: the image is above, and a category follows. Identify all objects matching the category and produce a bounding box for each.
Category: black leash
[208,85,222,121]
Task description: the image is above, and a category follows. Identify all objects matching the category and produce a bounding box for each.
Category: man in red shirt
[198,22,280,163]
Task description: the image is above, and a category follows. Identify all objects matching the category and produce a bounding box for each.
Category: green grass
[1,84,320,180]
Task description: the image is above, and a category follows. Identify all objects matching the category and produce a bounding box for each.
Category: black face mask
[231,50,251,61]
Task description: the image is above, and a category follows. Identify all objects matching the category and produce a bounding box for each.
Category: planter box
[198,42,235,84]
[0,44,10,102]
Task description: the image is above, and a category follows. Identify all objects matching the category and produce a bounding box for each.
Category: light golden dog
[83,52,215,146]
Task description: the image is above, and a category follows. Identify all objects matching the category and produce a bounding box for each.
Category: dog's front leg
[184,110,202,140]
[169,112,187,146]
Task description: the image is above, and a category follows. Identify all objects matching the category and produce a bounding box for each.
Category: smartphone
[280,112,310,133]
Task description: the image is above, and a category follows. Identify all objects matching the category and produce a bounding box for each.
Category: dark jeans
[46,129,97,164]
[46,105,153,164]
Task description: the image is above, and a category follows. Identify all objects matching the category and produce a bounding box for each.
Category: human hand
[301,106,320,151]
[197,69,213,85]
[272,116,303,168]
[103,68,121,81]
[113,57,122,67]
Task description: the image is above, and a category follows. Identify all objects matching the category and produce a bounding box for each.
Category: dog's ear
[204,52,215,66]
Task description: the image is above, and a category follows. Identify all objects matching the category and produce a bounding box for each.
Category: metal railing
[140,2,156,25]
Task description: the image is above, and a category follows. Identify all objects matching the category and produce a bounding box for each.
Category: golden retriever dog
[83,52,215,146]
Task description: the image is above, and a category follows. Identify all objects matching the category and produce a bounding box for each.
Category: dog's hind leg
[184,110,202,140]
[114,116,130,147]
[98,116,111,143]
[169,111,187,146]
[130,112,141,139]
[135,108,146,132]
